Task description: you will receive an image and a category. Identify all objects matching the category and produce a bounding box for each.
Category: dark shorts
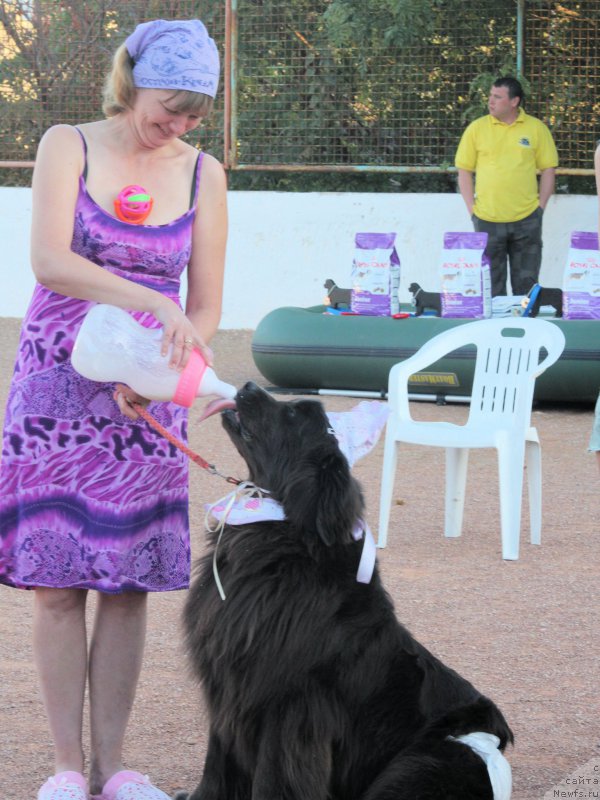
[472,208,544,297]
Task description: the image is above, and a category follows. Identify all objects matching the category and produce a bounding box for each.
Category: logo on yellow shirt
[518,137,531,147]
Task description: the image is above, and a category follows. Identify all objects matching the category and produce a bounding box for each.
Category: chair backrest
[388,318,566,430]
[457,318,565,427]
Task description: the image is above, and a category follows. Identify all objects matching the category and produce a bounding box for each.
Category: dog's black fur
[324,278,352,308]
[408,282,442,316]
[177,383,512,800]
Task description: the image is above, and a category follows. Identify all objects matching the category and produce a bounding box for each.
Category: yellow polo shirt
[455,108,558,223]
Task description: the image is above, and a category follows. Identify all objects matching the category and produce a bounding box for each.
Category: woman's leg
[33,587,88,775]
[88,591,148,795]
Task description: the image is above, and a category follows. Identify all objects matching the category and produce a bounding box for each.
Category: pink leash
[132,401,240,485]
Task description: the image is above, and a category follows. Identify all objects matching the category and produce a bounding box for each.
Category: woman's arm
[32,126,163,315]
[185,152,228,351]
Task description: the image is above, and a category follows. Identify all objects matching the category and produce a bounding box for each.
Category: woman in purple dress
[0,19,227,800]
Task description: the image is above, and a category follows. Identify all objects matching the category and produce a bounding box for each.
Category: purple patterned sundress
[0,129,205,593]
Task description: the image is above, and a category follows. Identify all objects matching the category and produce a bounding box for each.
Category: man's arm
[538,167,555,210]
[457,168,475,216]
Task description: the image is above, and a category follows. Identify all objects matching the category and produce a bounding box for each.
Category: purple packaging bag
[563,231,600,320]
[351,233,400,316]
[440,232,491,319]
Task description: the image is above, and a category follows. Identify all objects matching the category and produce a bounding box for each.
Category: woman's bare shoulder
[199,151,226,185]
[39,124,82,147]
[37,123,105,157]
[200,150,223,169]
[35,125,89,175]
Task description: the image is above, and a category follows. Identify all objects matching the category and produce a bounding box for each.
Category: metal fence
[231,0,518,171]
[0,0,226,181]
[526,1,600,173]
[1,0,600,185]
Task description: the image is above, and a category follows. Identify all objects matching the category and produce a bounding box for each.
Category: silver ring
[183,337,193,345]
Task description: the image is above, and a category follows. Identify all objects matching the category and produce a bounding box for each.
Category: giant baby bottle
[71,304,236,407]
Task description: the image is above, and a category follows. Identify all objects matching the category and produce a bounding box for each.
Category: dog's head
[221,383,364,545]
[323,279,335,290]
[408,282,420,294]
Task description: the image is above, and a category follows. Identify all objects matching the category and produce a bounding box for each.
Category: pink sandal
[38,771,89,800]
[95,771,170,800]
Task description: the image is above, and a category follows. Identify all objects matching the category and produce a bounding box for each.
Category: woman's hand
[152,298,213,371]
[113,384,149,420]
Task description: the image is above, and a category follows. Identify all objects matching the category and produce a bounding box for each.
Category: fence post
[516,0,525,77]
[224,0,238,170]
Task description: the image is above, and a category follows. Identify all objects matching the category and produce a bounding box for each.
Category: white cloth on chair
[328,400,389,466]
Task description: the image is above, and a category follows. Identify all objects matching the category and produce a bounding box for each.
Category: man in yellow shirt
[455,76,558,297]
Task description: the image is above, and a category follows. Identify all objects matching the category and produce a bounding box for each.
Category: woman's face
[131,89,202,146]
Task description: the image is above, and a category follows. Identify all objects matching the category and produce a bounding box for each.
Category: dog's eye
[285,407,297,420]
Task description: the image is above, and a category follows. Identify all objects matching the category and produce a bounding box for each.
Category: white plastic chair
[377,318,566,560]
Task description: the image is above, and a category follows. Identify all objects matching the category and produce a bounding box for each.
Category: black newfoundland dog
[176,382,513,800]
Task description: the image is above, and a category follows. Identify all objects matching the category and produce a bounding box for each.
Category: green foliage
[0,0,223,163]
[1,1,600,190]
[232,0,519,174]
[323,0,435,50]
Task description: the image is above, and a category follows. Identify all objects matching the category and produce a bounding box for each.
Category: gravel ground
[0,317,598,799]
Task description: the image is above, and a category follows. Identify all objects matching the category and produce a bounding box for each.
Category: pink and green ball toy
[114,184,153,224]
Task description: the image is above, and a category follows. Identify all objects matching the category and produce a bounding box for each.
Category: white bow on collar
[205,482,376,601]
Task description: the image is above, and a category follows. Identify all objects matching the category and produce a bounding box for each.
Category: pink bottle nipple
[173,350,206,407]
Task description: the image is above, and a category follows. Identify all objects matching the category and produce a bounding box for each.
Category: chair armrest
[532,324,566,378]
[387,333,467,420]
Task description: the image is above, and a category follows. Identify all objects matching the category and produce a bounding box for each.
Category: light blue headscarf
[125,19,220,98]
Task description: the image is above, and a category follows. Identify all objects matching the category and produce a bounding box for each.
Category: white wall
[1,187,597,329]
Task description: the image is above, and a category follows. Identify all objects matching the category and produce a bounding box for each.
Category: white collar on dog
[205,482,376,601]
[449,732,512,800]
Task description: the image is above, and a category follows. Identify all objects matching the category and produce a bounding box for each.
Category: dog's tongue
[198,396,236,422]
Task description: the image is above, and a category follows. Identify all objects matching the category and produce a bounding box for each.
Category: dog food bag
[350,233,400,316]
[440,232,491,319]
[562,231,600,320]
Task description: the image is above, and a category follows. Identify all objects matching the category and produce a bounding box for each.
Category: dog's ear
[282,447,363,546]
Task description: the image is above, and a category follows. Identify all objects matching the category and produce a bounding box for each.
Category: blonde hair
[102,42,215,118]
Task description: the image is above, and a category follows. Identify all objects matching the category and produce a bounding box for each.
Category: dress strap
[74,127,88,182]
[76,127,201,209]
[189,151,205,209]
